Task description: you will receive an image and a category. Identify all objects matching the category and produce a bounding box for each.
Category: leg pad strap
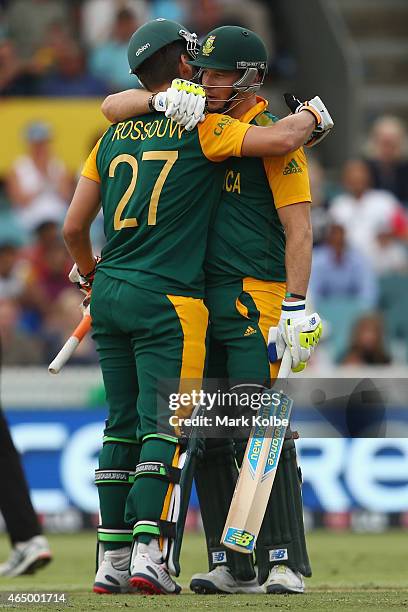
[133,520,176,540]
[134,462,181,483]
[97,527,133,544]
[95,469,135,485]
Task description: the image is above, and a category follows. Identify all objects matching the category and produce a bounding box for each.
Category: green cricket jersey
[81,112,250,297]
[205,98,312,287]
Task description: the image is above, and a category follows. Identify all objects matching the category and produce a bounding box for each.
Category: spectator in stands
[341,313,391,365]
[0,242,25,301]
[81,0,148,49]
[308,157,331,246]
[5,0,70,59]
[24,232,72,304]
[0,36,39,96]
[40,40,108,97]
[365,116,408,208]
[330,159,407,265]
[0,298,44,365]
[6,122,73,234]
[189,0,275,58]
[89,8,141,91]
[0,238,47,331]
[43,288,98,365]
[31,21,76,86]
[370,227,408,277]
[310,223,378,308]
[149,0,187,23]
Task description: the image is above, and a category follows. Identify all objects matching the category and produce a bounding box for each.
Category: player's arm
[242,113,315,157]
[278,202,312,297]
[242,95,333,156]
[101,80,206,131]
[265,150,322,372]
[268,204,322,372]
[63,176,100,276]
[102,89,151,123]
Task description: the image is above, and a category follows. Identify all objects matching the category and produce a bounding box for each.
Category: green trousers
[91,271,208,546]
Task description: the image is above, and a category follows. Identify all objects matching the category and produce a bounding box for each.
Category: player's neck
[228,94,258,119]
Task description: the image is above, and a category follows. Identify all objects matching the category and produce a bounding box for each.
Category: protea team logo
[202,35,216,56]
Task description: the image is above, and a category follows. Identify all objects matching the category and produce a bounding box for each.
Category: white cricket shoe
[0,535,52,577]
[93,546,133,594]
[263,564,305,594]
[129,541,181,595]
[190,565,263,594]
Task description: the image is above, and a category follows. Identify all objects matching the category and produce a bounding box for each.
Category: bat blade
[221,348,293,554]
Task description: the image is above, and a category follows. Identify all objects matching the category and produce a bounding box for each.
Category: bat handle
[277,346,292,379]
[48,314,92,374]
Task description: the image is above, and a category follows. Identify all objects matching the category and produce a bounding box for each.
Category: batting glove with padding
[69,256,100,302]
[284,93,334,147]
[268,299,322,372]
[151,79,206,131]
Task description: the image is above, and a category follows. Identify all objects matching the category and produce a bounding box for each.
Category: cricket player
[191,27,322,595]
[64,19,330,595]
[102,23,329,595]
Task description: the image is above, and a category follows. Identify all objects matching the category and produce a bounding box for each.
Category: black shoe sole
[190,580,230,595]
[22,555,52,575]
[266,584,303,594]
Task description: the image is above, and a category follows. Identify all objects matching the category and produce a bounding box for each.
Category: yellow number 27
[109,151,178,231]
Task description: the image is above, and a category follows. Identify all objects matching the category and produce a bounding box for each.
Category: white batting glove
[68,256,100,296]
[155,79,206,131]
[267,299,323,372]
[284,93,334,147]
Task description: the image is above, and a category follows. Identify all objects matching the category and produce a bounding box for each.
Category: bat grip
[48,314,92,374]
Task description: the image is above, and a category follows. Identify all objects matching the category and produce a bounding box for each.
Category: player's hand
[153,79,206,131]
[68,256,100,297]
[267,299,322,372]
[284,93,334,147]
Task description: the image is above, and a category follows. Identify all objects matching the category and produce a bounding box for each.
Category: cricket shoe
[263,564,305,594]
[190,565,263,594]
[129,541,181,595]
[93,547,133,594]
[0,535,52,577]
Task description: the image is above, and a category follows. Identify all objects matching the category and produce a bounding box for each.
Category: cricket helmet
[188,25,268,94]
[128,18,199,74]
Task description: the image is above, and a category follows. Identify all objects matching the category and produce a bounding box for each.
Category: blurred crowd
[309,115,408,366]
[0,1,408,368]
[0,0,276,96]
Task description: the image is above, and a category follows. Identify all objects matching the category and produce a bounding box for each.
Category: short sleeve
[81,138,102,183]
[263,147,311,208]
[197,114,251,162]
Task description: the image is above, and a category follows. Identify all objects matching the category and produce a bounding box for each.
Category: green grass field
[0,530,407,611]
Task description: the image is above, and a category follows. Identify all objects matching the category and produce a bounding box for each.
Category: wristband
[148,94,156,112]
[285,292,306,300]
[78,256,100,281]
[301,104,321,128]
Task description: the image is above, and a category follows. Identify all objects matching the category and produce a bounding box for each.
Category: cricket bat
[48,313,92,374]
[221,346,293,553]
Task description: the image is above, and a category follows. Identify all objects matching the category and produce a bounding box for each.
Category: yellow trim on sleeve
[263,147,311,208]
[81,138,102,183]
[198,114,252,162]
